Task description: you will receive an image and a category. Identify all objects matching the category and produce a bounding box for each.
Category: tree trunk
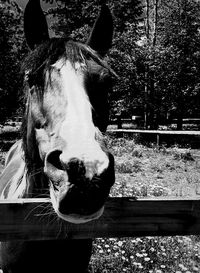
[177,115,183,130]
[144,70,149,129]
[144,0,150,129]
[152,0,158,47]
[146,0,150,43]
[177,90,183,130]
[149,0,158,129]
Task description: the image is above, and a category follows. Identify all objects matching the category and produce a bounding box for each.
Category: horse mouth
[50,183,105,224]
[45,153,115,224]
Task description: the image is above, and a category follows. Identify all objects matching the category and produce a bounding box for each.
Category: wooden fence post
[156,133,160,146]
[116,115,122,129]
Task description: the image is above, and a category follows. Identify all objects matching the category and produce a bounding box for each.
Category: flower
[179,264,188,271]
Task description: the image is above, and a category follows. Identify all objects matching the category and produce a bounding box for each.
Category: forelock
[21,38,116,93]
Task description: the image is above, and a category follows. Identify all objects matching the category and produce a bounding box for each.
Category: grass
[89,136,200,273]
[1,134,200,272]
[90,236,200,272]
[106,137,200,199]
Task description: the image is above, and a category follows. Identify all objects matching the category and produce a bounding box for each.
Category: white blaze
[55,60,108,178]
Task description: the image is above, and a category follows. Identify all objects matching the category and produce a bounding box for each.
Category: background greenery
[1,0,200,129]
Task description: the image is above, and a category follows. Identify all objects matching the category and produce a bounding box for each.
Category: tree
[47,0,142,38]
[137,0,200,129]
[0,1,27,122]
[156,0,200,129]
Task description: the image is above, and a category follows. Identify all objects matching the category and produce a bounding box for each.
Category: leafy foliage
[0,1,28,122]
[155,0,200,128]
[1,0,200,129]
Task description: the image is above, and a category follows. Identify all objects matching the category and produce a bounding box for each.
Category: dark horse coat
[0,0,115,272]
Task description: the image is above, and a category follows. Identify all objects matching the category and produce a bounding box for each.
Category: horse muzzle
[44,150,115,224]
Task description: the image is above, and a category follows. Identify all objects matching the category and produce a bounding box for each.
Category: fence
[1,197,200,241]
[1,128,200,241]
[108,129,200,146]
[110,117,200,130]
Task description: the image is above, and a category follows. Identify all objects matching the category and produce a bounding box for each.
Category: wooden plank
[0,197,200,241]
[108,129,200,136]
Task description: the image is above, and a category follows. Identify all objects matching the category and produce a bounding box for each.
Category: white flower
[136,253,143,258]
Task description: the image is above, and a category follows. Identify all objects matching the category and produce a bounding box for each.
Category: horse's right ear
[24,0,49,50]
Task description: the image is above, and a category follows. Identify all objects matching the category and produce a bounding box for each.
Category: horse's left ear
[87,3,113,57]
[24,0,49,50]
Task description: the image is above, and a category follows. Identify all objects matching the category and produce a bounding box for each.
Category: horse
[0,0,115,272]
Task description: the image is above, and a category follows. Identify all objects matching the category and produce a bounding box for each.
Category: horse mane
[21,38,114,90]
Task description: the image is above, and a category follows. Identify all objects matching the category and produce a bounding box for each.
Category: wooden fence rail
[108,129,200,135]
[109,118,200,129]
[0,197,200,241]
[108,129,200,146]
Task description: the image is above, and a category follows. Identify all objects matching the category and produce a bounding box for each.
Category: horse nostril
[46,152,86,183]
[65,158,86,184]
[46,150,63,170]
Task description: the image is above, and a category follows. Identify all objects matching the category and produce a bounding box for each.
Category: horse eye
[26,73,38,88]
[35,121,42,129]
[35,120,47,130]
[27,77,35,88]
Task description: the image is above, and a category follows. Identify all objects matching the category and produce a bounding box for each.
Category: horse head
[20,0,115,224]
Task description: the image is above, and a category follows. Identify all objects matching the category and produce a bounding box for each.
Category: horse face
[28,50,114,223]
[23,2,115,224]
